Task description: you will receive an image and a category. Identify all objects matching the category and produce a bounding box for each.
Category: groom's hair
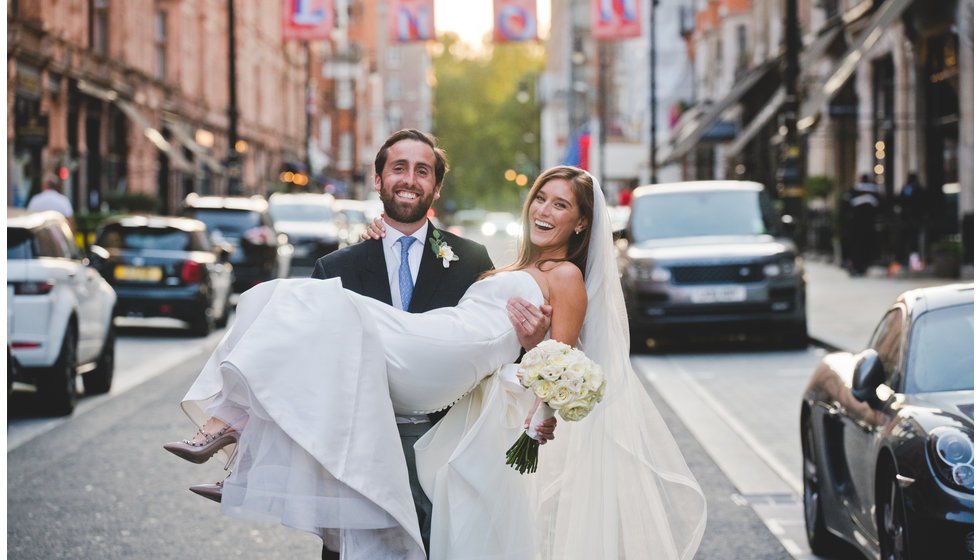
[374,129,449,186]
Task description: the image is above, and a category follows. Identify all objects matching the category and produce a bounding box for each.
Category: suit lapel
[408,222,448,312]
[357,239,393,305]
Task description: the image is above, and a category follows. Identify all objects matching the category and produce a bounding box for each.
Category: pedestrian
[163,163,706,559]
[897,172,926,270]
[844,174,880,276]
[27,171,75,230]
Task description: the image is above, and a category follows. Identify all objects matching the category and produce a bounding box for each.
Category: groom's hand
[507,297,553,351]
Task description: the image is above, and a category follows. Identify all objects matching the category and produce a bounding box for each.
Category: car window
[35,225,72,259]
[7,228,35,260]
[185,209,260,237]
[868,308,906,386]
[630,190,773,241]
[97,225,194,251]
[269,204,334,222]
[338,209,366,223]
[906,303,974,393]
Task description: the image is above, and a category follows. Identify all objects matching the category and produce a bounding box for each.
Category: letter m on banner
[494,0,538,43]
[389,0,436,43]
[592,0,642,40]
[282,0,334,42]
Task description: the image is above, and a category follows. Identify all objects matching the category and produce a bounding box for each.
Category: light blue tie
[397,236,416,311]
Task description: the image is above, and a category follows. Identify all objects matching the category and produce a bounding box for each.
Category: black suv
[181,194,292,292]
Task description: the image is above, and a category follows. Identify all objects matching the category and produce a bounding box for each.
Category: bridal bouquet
[505,339,606,474]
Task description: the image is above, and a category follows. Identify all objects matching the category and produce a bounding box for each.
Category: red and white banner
[282,0,334,42]
[493,0,538,43]
[592,0,642,40]
[388,0,436,43]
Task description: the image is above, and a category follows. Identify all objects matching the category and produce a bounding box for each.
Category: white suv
[7,209,117,414]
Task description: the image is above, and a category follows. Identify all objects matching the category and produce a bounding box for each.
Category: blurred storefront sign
[493,0,538,43]
[389,0,435,42]
[281,0,334,42]
[592,0,642,40]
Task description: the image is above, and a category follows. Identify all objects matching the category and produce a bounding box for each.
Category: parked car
[268,192,342,267]
[333,198,369,246]
[617,181,807,347]
[800,283,974,560]
[7,209,117,414]
[481,211,521,237]
[180,194,292,292]
[90,215,235,336]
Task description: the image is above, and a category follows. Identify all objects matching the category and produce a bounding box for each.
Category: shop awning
[723,22,842,158]
[78,80,196,174]
[657,59,780,166]
[797,0,915,130]
[162,118,226,174]
[114,99,197,174]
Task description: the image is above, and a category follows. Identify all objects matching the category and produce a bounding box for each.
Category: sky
[434,0,551,47]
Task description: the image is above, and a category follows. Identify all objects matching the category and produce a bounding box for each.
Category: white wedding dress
[179,176,706,560]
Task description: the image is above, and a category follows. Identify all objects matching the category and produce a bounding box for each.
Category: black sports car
[800,283,974,559]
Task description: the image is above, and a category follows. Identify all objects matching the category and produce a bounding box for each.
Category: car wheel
[802,417,838,554]
[83,325,115,394]
[38,323,78,416]
[189,308,215,337]
[877,461,911,560]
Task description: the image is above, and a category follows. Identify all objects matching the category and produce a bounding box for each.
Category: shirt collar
[382,220,428,252]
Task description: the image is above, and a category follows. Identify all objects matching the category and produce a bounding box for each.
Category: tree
[431,34,544,213]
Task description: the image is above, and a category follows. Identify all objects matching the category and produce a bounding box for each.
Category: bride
[165,166,706,559]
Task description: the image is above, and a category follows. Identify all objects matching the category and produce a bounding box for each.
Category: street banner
[592,0,642,40]
[282,0,334,42]
[493,0,538,43]
[389,0,436,43]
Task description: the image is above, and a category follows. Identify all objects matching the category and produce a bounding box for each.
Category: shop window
[90,0,109,55]
[155,10,168,80]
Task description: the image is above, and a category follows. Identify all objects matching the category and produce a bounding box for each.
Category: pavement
[803,256,974,353]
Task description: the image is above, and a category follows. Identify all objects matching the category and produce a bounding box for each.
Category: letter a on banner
[592,0,642,40]
[389,0,436,43]
[494,0,538,43]
[282,0,334,42]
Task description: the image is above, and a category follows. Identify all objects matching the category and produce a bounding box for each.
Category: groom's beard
[379,178,436,224]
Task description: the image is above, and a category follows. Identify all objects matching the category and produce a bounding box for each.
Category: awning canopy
[163,117,226,174]
[657,59,780,166]
[797,0,915,130]
[78,80,196,175]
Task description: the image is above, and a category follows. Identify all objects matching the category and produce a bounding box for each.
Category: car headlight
[481,223,497,236]
[928,426,974,492]
[506,222,521,236]
[627,262,671,282]
[763,255,802,277]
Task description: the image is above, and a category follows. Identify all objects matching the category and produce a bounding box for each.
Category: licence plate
[689,285,747,303]
[115,265,163,282]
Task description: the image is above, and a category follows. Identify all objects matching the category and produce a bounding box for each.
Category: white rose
[539,364,562,382]
[559,399,592,421]
[520,347,546,369]
[567,360,589,379]
[532,379,555,400]
[548,385,573,408]
[563,376,584,395]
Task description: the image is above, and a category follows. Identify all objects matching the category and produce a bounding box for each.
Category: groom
[312,129,552,558]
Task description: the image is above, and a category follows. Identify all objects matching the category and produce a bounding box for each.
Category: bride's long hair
[485,166,594,278]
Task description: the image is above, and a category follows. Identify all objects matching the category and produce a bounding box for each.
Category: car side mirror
[851,349,886,403]
[214,242,235,262]
[87,244,110,264]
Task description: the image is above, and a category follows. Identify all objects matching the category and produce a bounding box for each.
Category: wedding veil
[534,174,707,559]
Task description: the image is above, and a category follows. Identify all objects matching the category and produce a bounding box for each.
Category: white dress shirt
[381,221,430,424]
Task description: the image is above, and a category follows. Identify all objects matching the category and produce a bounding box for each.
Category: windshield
[630,190,775,241]
[97,225,201,251]
[906,303,974,393]
[186,209,260,237]
[7,228,34,259]
[269,204,334,222]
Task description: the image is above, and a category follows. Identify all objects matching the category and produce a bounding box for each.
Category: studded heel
[163,425,239,469]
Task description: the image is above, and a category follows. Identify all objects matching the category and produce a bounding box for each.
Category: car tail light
[244,225,276,246]
[11,281,55,295]
[10,341,41,349]
[181,261,204,284]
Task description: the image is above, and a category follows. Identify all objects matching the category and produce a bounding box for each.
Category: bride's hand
[361,215,386,240]
[524,398,557,445]
[507,298,553,351]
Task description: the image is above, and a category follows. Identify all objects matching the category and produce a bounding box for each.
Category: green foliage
[803,175,835,200]
[431,35,545,213]
[104,191,162,214]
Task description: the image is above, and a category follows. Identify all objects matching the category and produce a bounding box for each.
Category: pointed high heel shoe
[164,425,239,469]
[189,480,223,503]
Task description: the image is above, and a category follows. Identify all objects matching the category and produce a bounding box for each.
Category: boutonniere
[429,230,460,268]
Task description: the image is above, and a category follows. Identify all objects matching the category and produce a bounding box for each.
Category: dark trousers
[322,420,433,559]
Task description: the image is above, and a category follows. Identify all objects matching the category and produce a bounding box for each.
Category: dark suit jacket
[311,221,494,313]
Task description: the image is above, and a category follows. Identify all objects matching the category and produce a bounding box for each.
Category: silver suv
[7,210,118,414]
[618,181,807,348]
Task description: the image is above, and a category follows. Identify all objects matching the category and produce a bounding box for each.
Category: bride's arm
[544,262,587,346]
